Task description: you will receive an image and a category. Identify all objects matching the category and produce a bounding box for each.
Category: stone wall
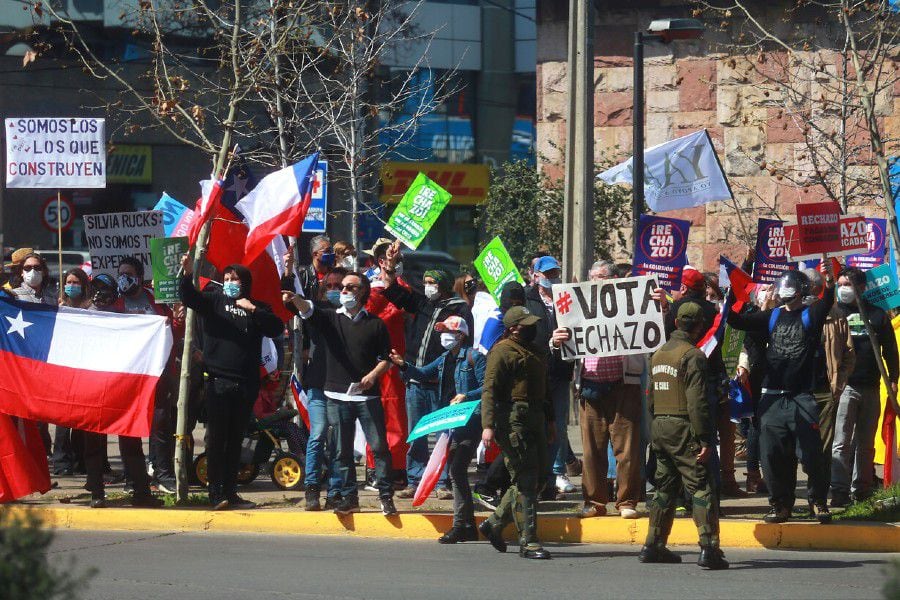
[536,2,898,272]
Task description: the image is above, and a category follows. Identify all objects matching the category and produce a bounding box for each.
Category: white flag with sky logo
[597,129,732,212]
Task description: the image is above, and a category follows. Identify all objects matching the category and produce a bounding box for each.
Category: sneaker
[156,479,176,495]
[395,486,416,499]
[90,495,107,509]
[473,491,498,511]
[334,496,361,515]
[556,474,575,493]
[763,506,791,524]
[721,481,749,498]
[210,497,230,511]
[305,490,321,511]
[581,502,607,518]
[227,495,257,510]
[436,487,454,501]
[364,469,378,492]
[324,494,341,510]
[380,497,398,516]
[619,507,639,519]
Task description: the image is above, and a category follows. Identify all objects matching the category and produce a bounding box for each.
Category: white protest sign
[5,118,106,188]
[551,275,665,360]
[83,211,164,277]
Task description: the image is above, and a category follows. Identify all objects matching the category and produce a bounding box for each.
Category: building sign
[107,145,152,184]
[381,162,488,206]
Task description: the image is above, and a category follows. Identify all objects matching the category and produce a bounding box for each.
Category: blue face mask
[223,281,241,298]
[319,252,335,267]
[64,284,82,298]
[325,289,341,307]
[538,276,561,289]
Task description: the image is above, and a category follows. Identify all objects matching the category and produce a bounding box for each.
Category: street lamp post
[631,18,705,245]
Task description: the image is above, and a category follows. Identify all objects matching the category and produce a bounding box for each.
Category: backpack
[767,306,811,335]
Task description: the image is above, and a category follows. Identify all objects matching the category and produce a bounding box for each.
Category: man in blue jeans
[380,241,473,499]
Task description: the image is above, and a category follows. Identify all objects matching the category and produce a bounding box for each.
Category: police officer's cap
[675,301,703,329]
[503,306,541,328]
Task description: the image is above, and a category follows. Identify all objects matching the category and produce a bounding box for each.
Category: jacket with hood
[179,264,284,384]
[382,282,473,375]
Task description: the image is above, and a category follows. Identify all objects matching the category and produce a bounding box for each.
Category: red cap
[681,267,706,292]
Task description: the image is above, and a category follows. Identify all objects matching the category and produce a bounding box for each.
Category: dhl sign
[380,162,489,206]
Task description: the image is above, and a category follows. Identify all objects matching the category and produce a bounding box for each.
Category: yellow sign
[381,162,489,206]
[107,145,153,184]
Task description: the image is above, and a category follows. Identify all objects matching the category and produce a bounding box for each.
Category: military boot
[638,544,682,563]
[520,543,551,560]
[697,546,729,570]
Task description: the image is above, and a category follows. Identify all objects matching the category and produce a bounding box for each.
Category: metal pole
[562,0,578,283]
[632,31,644,249]
[57,190,64,302]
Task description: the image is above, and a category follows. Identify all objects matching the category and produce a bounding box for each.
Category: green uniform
[646,329,720,548]
[481,336,550,549]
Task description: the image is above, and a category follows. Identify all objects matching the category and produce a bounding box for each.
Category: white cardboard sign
[551,276,665,360]
[83,211,164,277]
[5,118,106,189]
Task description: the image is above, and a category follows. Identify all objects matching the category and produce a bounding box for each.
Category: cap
[676,301,704,328]
[435,315,469,337]
[681,266,706,292]
[365,238,393,258]
[534,255,561,273]
[503,305,541,328]
[6,247,34,267]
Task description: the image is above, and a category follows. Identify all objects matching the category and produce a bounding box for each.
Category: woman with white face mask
[11,253,56,305]
[388,315,486,544]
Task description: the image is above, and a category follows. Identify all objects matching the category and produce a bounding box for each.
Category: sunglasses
[341,284,360,291]
[22,265,40,272]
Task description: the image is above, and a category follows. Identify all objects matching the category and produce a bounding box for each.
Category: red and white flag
[0,416,51,503]
[187,178,225,247]
[413,432,450,507]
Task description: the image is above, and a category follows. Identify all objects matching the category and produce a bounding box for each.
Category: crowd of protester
[4,238,896,565]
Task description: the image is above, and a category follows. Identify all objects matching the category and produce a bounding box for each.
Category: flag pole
[56,190,64,302]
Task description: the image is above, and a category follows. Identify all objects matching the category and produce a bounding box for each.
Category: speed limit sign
[42,196,74,232]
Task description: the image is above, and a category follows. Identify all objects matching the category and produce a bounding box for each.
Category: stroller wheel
[237,463,259,485]
[193,453,208,487]
[271,454,304,490]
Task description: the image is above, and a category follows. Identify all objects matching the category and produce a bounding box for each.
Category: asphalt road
[49,531,892,600]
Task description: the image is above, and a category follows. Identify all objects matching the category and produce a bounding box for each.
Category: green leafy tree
[477,160,630,270]
[0,511,95,600]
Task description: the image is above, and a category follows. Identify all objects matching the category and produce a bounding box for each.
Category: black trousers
[205,377,256,499]
[51,427,85,472]
[84,432,151,497]
[149,378,176,482]
[449,437,477,528]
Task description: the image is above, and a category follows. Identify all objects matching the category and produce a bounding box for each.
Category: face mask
[516,324,537,343]
[319,252,335,267]
[64,284,82,299]
[776,285,796,303]
[424,284,440,300]
[340,256,355,270]
[538,277,560,290]
[118,274,139,295]
[23,269,43,287]
[326,289,342,307]
[440,332,459,350]
[837,286,856,304]
[223,281,241,298]
[340,292,358,309]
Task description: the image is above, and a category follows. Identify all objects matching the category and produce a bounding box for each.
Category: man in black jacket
[284,272,396,516]
[380,241,473,498]
[831,267,899,505]
[179,257,284,510]
[528,255,575,496]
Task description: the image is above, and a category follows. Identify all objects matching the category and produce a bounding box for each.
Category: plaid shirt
[582,355,624,383]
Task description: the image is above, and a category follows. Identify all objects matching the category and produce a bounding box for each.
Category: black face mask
[516,324,537,343]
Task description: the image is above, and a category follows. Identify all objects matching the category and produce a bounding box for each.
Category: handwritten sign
[84,211,165,277]
[5,118,106,188]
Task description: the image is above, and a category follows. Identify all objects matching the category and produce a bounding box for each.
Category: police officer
[479,306,553,560]
[641,302,728,570]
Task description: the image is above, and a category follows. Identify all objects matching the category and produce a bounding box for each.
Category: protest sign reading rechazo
[785,213,867,261]
[149,236,188,303]
[384,172,451,250]
[84,211,164,277]
[753,218,796,284]
[632,215,690,292]
[552,275,665,360]
[862,263,900,311]
[5,118,106,188]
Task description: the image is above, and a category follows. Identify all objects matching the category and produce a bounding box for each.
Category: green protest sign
[384,172,451,249]
[150,236,188,303]
[474,236,524,302]
[406,400,480,443]
[721,324,745,378]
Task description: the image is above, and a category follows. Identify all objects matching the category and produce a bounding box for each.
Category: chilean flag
[0,297,173,438]
[187,178,225,247]
[289,374,310,429]
[236,153,319,264]
[698,256,753,357]
[0,416,51,502]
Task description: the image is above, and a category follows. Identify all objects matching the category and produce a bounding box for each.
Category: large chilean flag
[236,152,319,264]
[0,297,173,438]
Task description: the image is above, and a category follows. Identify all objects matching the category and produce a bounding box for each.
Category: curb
[7,505,899,552]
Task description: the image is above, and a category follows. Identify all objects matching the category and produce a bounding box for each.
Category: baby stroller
[193,407,307,491]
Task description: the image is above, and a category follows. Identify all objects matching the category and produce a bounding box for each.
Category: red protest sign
[785,214,868,261]
[795,202,841,254]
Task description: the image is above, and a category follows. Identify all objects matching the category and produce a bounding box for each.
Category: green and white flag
[384,172,451,249]
[474,236,524,303]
